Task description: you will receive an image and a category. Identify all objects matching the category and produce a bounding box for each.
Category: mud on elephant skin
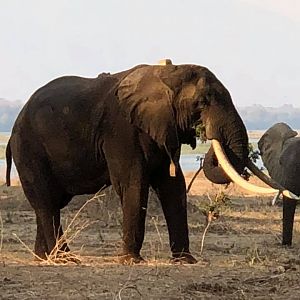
[7,61,252,264]
[258,122,300,246]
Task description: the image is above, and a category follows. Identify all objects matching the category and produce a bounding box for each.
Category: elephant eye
[199,97,208,109]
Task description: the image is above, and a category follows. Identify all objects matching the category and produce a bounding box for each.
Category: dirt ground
[1,172,300,299]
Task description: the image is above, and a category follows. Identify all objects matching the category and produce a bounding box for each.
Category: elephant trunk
[203,107,249,184]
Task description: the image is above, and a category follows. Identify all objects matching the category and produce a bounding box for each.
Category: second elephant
[258,122,300,245]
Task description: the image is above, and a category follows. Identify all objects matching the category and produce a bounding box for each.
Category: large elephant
[6,61,281,264]
[258,122,300,246]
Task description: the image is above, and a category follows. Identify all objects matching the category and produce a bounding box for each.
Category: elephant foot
[34,250,47,261]
[171,252,197,264]
[282,242,293,248]
[118,253,146,265]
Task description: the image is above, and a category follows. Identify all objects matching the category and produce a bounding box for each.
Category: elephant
[258,122,300,246]
[6,61,281,264]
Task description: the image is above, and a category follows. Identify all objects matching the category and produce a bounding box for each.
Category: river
[0,153,264,182]
[0,133,263,180]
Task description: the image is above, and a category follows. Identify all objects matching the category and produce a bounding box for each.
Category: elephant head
[116,62,249,183]
[258,123,300,245]
[258,122,298,184]
[116,62,299,196]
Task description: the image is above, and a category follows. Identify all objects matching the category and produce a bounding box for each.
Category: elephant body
[7,63,249,263]
[258,122,300,245]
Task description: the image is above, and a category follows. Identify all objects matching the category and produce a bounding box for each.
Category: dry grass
[0,211,3,252]
[2,173,300,299]
[12,189,106,265]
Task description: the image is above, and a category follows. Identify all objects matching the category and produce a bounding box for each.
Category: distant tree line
[237,104,300,130]
[0,100,300,131]
[0,99,23,131]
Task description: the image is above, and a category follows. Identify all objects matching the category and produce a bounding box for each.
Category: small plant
[4,211,14,224]
[14,189,106,265]
[246,242,266,266]
[199,192,231,255]
[195,122,207,143]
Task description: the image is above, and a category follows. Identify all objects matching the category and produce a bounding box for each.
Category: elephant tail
[6,139,12,186]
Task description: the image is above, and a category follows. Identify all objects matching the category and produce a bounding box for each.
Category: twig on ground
[114,268,154,300]
[14,187,106,265]
[186,157,204,193]
[151,216,163,249]
[200,212,213,256]
[12,233,44,262]
[46,189,106,264]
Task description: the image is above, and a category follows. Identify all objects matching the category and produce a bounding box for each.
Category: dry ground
[1,173,300,299]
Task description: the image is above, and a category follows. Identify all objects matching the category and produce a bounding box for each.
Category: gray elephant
[6,61,280,264]
[258,122,300,245]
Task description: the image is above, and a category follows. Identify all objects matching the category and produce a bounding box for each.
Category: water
[0,154,264,182]
[0,133,263,180]
[180,154,264,172]
[0,156,263,185]
[0,156,201,178]
[180,154,204,172]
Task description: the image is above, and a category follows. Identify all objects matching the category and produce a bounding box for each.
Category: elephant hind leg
[18,168,72,259]
[34,215,49,259]
[34,209,70,259]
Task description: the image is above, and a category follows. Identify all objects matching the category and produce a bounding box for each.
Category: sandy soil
[1,173,300,299]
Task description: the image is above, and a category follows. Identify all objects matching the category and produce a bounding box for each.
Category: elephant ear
[282,128,298,141]
[116,66,179,151]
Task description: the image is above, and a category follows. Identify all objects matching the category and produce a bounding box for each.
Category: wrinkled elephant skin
[258,122,300,246]
[6,63,249,263]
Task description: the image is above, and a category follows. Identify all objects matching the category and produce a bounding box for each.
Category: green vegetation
[181,142,210,155]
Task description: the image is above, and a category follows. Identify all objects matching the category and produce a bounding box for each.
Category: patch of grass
[181,142,211,155]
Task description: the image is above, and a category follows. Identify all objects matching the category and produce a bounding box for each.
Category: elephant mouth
[212,139,300,200]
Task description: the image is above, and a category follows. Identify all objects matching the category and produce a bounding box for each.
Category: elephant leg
[118,183,149,264]
[151,167,197,264]
[34,215,49,259]
[282,197,297,246]
[19,169,71,259]
[35,208,69,257]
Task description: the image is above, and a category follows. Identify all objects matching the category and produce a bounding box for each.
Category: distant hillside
[238,104,300,130]
[0,99,300,131]
[0,99,23,131]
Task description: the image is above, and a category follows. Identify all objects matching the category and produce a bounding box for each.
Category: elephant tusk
[246,159,283,190]
[211,139,300,200]
[169,161,176,177]
[246,158,300,200]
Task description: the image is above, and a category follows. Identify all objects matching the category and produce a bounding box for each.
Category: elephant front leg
[151,168,197,264]
[282,197,297,246]
[117,182,149,264]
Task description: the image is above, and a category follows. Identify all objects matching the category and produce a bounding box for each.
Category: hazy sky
[0,0,300,107]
